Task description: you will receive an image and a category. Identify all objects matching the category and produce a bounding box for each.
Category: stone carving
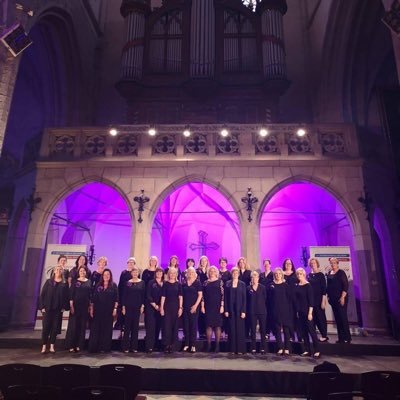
[53,135,75,155]
[255,134,279,154]
[185,134,207,154]
[288,133,312,154]
[116,134,138,155]
[321,133,345,154]
[216,134,240,154]
[85,135,106,156]
[153,134,176,154]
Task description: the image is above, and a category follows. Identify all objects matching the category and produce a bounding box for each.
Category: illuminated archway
[151,182,240,268]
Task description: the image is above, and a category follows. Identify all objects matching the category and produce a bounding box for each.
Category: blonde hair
[237,257,250,270]
[198,255,210,269]
[127,256,136,264]
[308,257,320,268]
[231,266,240,277]
[273,267,284,280]
[167,267,179,280]
[186,266,197,279]
[149,255,158,267]
[296,267,306,276]
[97,256,108,266]
[251,270,259,278]
[207,265,218,279]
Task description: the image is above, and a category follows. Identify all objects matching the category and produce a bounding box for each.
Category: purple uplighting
[260,182,353,269]
[48,182,132,277]
[151,182,241,268]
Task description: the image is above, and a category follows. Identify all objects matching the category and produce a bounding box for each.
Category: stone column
[382,0,400,81]
[240,218,260,271]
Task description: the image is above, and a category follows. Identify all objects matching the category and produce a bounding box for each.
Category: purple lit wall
[260,182,353,269]
[151,182,240,268]
[48,183,132,278]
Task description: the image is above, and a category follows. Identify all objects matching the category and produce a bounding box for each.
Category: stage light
[259,128,269,137]
[183,128,191,137]
[297,128,306,137]
[148,127,157,136]
[220,128,229,137]
[109,128,118,136]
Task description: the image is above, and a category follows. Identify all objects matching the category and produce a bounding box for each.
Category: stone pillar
[259,0,288,79]
[382,0,400,81]
[132,213,152,270]
[120,0,150,80]
[190,0,215,77]
[240,218,260,271]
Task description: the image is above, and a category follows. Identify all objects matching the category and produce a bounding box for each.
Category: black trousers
[273,322,291,351]
[65,309,88,350]
[313,304,328,338]
[228,313,246,354]
[330,298,351,342]
[88,313,114,352]
[265,308,274,336]
[122,308,141,351]
[298,313,319,353]
[42,310,62,345]
[250,313,266,351]
[183,309,198,347]
[145,307,162,351]
[163,307,180,348]
[198,312,206,336]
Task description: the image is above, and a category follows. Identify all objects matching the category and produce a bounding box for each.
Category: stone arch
[149,175,244,227]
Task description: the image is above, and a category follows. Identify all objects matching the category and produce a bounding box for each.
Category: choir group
[38,254,352,358]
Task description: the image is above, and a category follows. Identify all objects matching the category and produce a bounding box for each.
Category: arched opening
[151,182,240,268]
[259,182,353,265]
[47,182,133,278]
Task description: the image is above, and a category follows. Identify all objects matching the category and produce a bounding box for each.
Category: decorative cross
[189,230,219,259]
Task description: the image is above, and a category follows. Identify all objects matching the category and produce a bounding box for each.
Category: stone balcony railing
[39,123,359,161]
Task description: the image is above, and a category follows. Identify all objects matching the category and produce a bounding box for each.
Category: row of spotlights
[109,127,307,138]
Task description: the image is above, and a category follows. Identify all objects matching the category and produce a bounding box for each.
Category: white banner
[34,244,87,330]
[309,246,359,333]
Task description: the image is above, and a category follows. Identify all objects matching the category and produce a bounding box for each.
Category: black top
[284,271,298,288]
[196,268,208,284]
[70,266,92,282]
[161,281,182,310]
[294,283,314,315]
[307,271,327,305]
[182,280,202,309]
[239,269,251,286]
[90,271,102,289]
[247,283,267,315]
[91,282,119,313]
[122,280,145,309]
[164,267,182,282]
[50,267,70,284]
[225,280,247,315]
[327,269,349,301]
[146,279,163,307]
[39,279,69,311]
[70,279,91,308]
[141,269,155,285]
[219,270,232,285]
[118,270,133,302]
[267,281,292,326]
[259,271,273,287]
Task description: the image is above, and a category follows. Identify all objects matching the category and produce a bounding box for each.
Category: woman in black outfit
[69,254,91,283]
[182,267,202,352]
[90,256,107,292]
[160,267,183,353]
[181,258,195,283]
[88,268,118,352]
[39,265,69,353]
[141,256,158,286]
[219,257,231,339]
[327,257,351,343]
[197,255,209,338]
[65,266,91,352]
[247,271,267,354]
[294,268,320,358]
[268,268,292,355]
[165,255,182,281]
[145,267,164,352]
[307,257,328,342]
[225,267,247,354]
[260,259,274,341]
[201,265,224,353]
[282,258,299,340]
[122,265,145,353]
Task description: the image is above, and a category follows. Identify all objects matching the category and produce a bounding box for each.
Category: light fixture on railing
[109,128,118,136]
[241,187,258,222]
[259,128,269,137]
[183,126,191,137]
[134,189,150,223]
[148,127,157,136]
[220,127,229,137]
[296,128,306,137]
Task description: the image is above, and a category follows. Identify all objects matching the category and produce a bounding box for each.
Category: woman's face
[187,269,195,280]
[78,267,87,279]
[98,259,106,270]
[187,260,195,268]
[310,259,318,272]
[274,271,283,282]
[251,274,259,284]
[264,260,271,271]
[149,258,157,268]
[54,266,63,278]
[170,257,178,266]
[155,270,163,280]
[78,256,85,266]
[103,271,111,282]
[219,260,227,269]
[131,268,139,279]
[200,257,208,268]
[238,259,245,269]
[296,270,305,281]
[209,268,217,279]
[330,259,339,270]
[169,269,177,280]
[232,269,239,279]
[127,260,135,270]
[284,260,293,271]
[59,257,67,268]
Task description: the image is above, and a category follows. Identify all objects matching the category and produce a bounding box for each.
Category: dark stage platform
[0,330,399,397]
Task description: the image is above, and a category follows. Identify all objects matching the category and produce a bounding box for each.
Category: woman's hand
[41,308,46,314]
[112,308,117,318]
[178,307,183,317]
[240,312,246,319]
[122,306,126,316]
[308,312,313,321]
[140,305,144,314]
[219,305,224,314]
[190,305,197,314]
[70,305,74,315]
[224,312,229,317]
[160,307,165,316]
[339,297,345,306]
[201,304,205,314]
